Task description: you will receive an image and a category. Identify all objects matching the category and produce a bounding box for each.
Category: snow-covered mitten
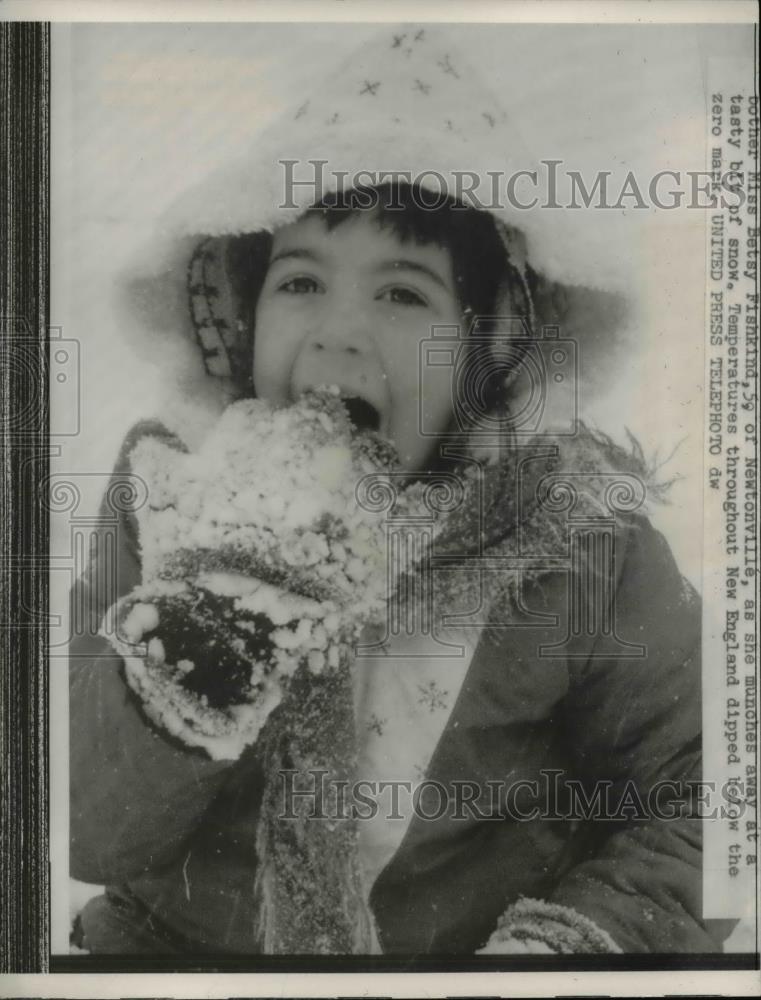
[477,897,622,954]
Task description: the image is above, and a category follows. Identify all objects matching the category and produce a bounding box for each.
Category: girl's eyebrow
[267,249,450,292]
[268,247,323,266]
[377,259,450,291]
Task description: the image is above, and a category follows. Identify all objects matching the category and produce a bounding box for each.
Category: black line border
[49,952,759,974]
[0,19,50,976]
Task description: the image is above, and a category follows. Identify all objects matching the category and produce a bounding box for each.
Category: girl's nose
[290,303,373,396]
[311,301,370,355]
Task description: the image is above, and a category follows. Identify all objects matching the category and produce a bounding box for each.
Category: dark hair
[305,182,511,319]
[225,181,529,397]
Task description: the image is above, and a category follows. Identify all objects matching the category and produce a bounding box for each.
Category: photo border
[0,3,759,996]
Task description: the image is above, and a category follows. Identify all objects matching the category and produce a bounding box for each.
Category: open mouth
[339,395,381,433]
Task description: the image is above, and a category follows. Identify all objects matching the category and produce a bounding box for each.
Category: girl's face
[252,213,462,471]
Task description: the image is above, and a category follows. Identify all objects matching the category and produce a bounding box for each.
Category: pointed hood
[119,23,629,450]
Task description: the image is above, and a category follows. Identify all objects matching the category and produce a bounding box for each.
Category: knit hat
[120,23,629,450]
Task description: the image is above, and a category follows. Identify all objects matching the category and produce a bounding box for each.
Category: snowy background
[50,21,757,954]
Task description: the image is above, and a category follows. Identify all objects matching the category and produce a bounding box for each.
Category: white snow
[119,601,159,643]
[120,390,442,760]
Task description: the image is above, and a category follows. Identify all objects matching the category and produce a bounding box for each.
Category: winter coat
[69,419,725,955]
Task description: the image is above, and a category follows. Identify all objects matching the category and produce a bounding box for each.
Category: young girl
[70,25,726,956]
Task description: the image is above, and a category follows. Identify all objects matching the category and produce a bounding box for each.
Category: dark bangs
[306,181,510,318]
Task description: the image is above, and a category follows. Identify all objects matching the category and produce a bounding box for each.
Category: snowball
[147,637,166,665]
[120,602,159,643]
[307,650,326,673]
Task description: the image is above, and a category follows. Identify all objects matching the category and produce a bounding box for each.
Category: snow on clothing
[71,418,716,954]
[70,421,720,955]
[70,24,727,954]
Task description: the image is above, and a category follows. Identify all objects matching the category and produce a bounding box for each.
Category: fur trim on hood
[118,23,632,452]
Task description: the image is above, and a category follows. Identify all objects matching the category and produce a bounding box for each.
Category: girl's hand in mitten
[104,586,287,761]
[114,587,268,707]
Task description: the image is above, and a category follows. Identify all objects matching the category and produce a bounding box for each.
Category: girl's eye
[379,286,428,308]
[278,276,322,295]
